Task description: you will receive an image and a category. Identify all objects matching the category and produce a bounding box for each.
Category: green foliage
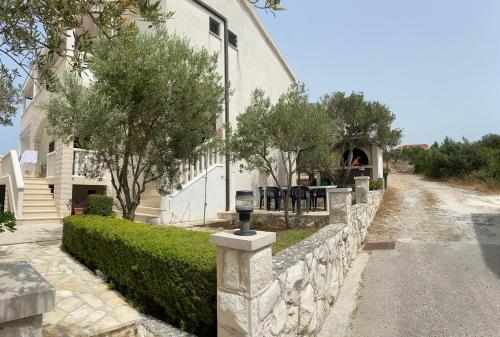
[62,215,217,336]
[369,179,384,190]
[412,135,500,186]
[44,29,225,220]
[272,228,316,254]
[0,0,167,125]
[228,83,339,227]
[86,195,113,216]
[0,211,16,233]
[388,146,427,163]
[0,70,19,125]
[320,92,402,183]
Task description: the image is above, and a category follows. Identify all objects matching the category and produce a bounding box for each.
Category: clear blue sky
[1,0,499,154]
[257,0,500,145]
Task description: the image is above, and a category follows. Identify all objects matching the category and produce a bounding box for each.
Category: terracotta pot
[74,208,85,215]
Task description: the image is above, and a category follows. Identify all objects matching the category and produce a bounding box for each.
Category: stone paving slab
[0,242,141,336]
[0,223,62,246]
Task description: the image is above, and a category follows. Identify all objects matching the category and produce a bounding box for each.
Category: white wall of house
[16,0,296,221]
[372,144,384,179]
[154,0,296,215]
[160,165,225,223]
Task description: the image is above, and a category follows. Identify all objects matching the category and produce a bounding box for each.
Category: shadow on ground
[472,213,500,278]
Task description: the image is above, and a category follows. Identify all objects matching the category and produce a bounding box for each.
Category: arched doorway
[342,148,369,166]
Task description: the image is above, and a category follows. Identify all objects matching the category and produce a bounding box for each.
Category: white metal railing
[179,146,224,186]
[46,151,56,177]
[0,150,25,217]
[73,148,95,177]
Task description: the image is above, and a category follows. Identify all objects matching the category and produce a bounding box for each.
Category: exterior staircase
[134,185,164,224]
[18,178,61,225]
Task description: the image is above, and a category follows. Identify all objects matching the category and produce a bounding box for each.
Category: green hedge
[86,194,114,216]
[62,215,217,336]
[369,179,384,190]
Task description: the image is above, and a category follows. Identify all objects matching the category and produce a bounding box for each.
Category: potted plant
[73,201,86,215]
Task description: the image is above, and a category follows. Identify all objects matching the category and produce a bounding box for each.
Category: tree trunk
[122,204,137,221]
[284,172,293,229]
[342,145,354,186]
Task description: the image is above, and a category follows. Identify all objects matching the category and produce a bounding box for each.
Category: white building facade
[0,0,296,224]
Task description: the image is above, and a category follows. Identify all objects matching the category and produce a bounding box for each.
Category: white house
[0,0,296,225]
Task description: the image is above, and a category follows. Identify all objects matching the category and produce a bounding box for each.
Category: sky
[257,0,500,145]
[1,0,499,154]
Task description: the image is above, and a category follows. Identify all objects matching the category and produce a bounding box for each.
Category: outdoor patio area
[0,241,140,336]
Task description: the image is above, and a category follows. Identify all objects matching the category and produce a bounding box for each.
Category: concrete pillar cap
[354,176,370,180]
[326,187,352,193]
[210,230,276,251]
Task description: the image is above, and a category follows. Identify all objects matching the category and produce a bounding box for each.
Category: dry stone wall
[258,190,384,337]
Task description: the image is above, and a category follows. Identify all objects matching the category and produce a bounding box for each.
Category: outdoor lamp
[359,167,365,176]
[234,190,256,236]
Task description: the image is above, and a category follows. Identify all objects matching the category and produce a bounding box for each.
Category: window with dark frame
[48,141,55,153]
[228,30,238,48]
[209,17,220,36]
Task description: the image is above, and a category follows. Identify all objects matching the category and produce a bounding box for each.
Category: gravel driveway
[332,174,500,337]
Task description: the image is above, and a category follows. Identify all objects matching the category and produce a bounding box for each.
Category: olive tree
[321,92,402,184]
[229,84,339,228]
[0,0,285,126]
[43,29,225,220]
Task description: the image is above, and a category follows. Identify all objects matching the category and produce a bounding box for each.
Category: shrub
[62,215,217,336]
[369,179,384,190]
[86,194,113,216]
[0,211,16,233]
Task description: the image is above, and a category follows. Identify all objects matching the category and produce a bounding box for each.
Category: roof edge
[239,0,297,82]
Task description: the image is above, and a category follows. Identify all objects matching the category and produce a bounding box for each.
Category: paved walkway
[320,174,500,337]
[1,241,141,336]
[0,222,62,245]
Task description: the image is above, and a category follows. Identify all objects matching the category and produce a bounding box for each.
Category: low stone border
[257,190,383,336]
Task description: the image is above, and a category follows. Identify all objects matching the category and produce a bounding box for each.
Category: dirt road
[328,173,500,337]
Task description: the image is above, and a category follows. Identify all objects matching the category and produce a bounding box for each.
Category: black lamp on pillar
[234,190,256,236]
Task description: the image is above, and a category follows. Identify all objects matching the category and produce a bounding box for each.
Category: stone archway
[342,148,370,166]
[29,118,51,177]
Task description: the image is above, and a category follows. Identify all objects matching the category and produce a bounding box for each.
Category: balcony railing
[73,148,97,177]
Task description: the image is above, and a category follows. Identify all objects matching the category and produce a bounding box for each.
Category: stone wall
[256,190,383,337]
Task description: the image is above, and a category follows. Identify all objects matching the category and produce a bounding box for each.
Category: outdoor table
[307,185,337,211]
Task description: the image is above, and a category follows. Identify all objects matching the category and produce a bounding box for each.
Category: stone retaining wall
[256,190,383,337]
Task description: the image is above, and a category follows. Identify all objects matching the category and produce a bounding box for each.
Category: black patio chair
[312,188,327,211]
[291,186,312,213]
[258,187,265,210]
[266,187,282,211]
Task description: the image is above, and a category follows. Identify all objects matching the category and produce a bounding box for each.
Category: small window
[228,30,238,48]
[209,17,220,36]
[48,141,55,153]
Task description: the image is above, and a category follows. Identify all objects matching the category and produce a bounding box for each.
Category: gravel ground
[342,174,500,337]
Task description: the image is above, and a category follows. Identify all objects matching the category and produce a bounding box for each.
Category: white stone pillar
[327,188,352,224]
[354,176,370,204]
[211,230,276,337]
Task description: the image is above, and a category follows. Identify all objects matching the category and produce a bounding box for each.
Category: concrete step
[23,210,59,219]
[24,184,50,190]
[24,189,53,196]
[24,195,54,201]
[24,178,47,184]
[23,205,58,212]
[17,217,61,225]
[136,205,164,217]
[134,212,161,224]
